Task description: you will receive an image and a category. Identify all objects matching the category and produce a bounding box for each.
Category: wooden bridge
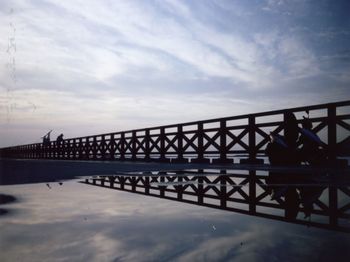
[1,100,349,234]
[1,100,349,165]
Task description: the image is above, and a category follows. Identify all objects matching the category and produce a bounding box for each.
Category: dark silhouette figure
[42,130,52,146]
[298,116,325,165]
[284,112,299,149]
[266,112,300,165]
[56,133,64,146]
[265,112,329,219]
[265,173,300,220]
[265,112,301,219]
[265,172,326,220]
[296,115,327,216]
[299,183,326,218]
[284,112,300,165]
[265,134,289,165]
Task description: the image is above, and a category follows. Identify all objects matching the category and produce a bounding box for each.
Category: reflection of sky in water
[1,181,350,262]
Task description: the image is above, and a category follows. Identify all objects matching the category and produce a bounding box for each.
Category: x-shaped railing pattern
[1,100,349,164]
[80,169,350,233]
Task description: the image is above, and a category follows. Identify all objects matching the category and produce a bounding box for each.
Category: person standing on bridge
[266,111,300,165]
[42,130,52,147]
[56,133,64,146]
[298,116,325,165]
[284,112,299,150]
[265,111,301,219]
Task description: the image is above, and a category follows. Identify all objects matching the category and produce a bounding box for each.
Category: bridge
[1,100,350,165]
[1,100,350,233]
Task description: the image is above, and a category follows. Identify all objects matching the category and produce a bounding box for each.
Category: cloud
[0,0,349,146]
[0,0,334,91]
[17,1,270,86]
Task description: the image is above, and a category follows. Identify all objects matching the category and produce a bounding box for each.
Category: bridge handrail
[1,100,349,164]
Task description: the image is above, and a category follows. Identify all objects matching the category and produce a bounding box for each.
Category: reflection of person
[297,115,326,217]
[299,184,326,218]
[265,112,301,220]
[265,111,327,220]
[265,173,300,220]
[265,173,326,220]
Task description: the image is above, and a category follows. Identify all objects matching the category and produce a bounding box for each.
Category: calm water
[1,171,350,262]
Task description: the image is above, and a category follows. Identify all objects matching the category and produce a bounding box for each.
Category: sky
[0,0,349,147]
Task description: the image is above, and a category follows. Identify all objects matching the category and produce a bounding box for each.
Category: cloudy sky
[0,0,349,147]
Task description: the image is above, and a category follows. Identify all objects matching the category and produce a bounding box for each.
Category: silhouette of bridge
[1,100,349,165]
[1,101,349,233]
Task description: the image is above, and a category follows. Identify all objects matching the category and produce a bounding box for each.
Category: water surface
[1,173,350,262]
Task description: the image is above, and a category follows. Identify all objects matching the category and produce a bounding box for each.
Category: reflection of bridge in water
[1,100,349,231]
[81,169,350,233]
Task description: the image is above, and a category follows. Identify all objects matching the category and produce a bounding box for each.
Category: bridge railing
[1,100,349,164]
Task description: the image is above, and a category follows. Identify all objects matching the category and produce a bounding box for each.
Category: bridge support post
[241,115,264,164]
[327,104,347,167]
[71,139,75,160]
[173,125,187,163]
[120,132,125,161]
[192,122,210,163]
[100,136,106,160]
[92,136,97,160]
[328,105,336,163]
[159,127,170,163]
[78,138,83,160]
[145,129,150,162]
[327,105,347,166]
[213,120,233,164]
[132,131,137,161]
[144,176,150,194]
[110,134,115,160]
[159,172,165,197]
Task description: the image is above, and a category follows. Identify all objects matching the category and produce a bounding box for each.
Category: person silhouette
[284,112,299,148]
[266,112,300,165]
[265,112,301,219]
[265,173,300,220]
[284,112,300,165]
[298,116,325,165]
[42,130,52,146]
[56,133,64,146]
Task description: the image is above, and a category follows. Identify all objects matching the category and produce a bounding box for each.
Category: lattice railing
[1,100,349,164]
